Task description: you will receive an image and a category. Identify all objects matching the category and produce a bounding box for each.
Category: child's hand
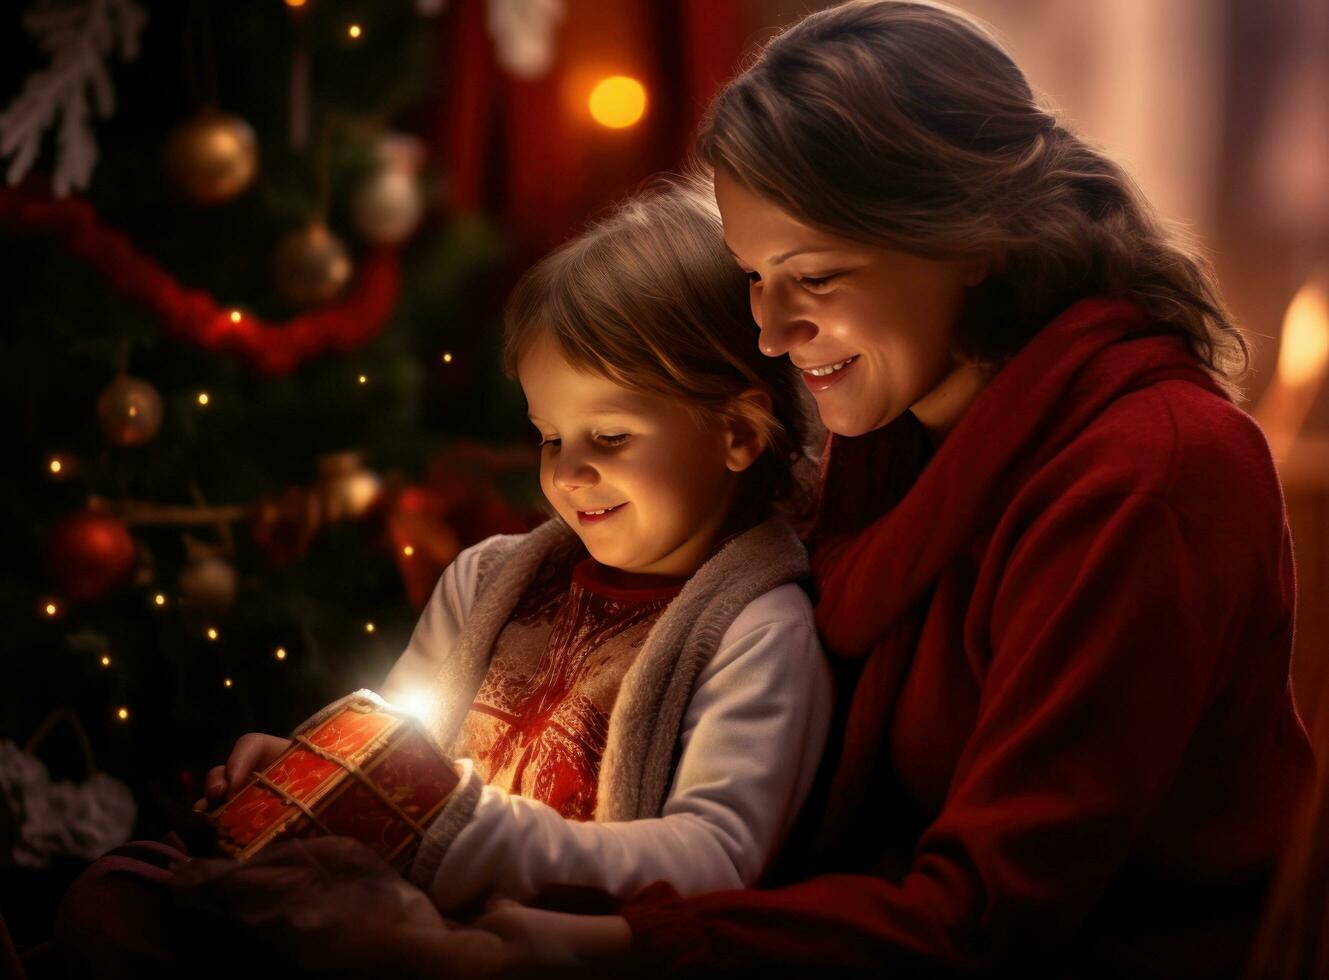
[192,732,292,812]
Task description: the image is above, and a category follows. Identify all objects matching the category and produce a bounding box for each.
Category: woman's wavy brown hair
[695,0,1248,394]
[503,177,814,522]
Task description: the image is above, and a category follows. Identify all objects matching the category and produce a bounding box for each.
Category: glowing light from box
[229,309,243,323]
[275,646,288,660]
[49,457,63,474]
[348,24,362,39]
[43,601,58,617]
[116,706,129,721]
[364,621,376,633]
[403,545,415,557]
[589,76,647,129]
[224,677,233,688]
[101,654,111,667]
[1277,279,1329,388]
[441,352,453,364]
[206,627,219,641]
[393,689,434,723]
[154,592,167,607]
[197,392,210,406]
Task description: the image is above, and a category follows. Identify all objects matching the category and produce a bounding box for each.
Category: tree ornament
[250,485,322,567]
[45,507,136,602]
[0,0,147,195]
[271,222,353,308]
[165,110,259,205]
[351,135,426,246]
[96,374,163,446]
[178,538,238,615]
[317,451,383,522]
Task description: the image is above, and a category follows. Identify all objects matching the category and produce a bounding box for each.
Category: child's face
[518,337,743,577]
[715,169,986,439]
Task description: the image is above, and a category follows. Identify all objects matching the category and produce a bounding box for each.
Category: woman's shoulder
[1047,379,1277,502]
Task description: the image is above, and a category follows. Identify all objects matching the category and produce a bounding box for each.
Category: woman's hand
[472,899,633,967]
[192,732,292,812]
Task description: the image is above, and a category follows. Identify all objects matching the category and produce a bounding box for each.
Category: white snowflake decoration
[0,0,147,196]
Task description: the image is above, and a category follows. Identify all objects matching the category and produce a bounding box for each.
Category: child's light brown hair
[503,177,812,522]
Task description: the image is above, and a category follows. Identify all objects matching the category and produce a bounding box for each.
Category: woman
[470,2,1314,976]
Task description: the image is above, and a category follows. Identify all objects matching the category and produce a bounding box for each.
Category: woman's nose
[754,285,818,357]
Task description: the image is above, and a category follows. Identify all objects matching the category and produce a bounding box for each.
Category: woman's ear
[721,388,774,474]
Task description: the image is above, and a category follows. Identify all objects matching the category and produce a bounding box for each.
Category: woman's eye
[538,437,561,449]
[798,273,838,290]
[596,433,630,447]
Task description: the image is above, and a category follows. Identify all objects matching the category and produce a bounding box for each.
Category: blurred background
[1,0,1325,954]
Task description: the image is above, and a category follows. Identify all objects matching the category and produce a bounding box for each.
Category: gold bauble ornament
[166,111,259,205]
[351,135,426,245]
[178,539,239,615]
[96,375,164,447]
[317,450,383,522]
[271,222,353,308]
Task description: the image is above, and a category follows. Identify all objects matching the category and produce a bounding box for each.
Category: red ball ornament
[46,509,137,602]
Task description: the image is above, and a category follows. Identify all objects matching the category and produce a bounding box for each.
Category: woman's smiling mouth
[799,355,859,392]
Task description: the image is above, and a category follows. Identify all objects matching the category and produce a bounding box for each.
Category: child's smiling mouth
[576,502,627,525]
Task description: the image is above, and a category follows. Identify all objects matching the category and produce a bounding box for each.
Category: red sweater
[621,298,1313,977]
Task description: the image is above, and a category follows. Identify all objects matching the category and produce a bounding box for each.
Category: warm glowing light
[285,0,306,7]
[393,690,434,723]
[224,677,233,688]
[358,374,368,385]
[348,23,361,39]
[154,592,167,607]
[206,627,219,641]
[128,405,139,417]
[43,602,58,617]
[364,621,376,633]
[49,458,63,473]
[441,352,453,364]
[589,76,647,129]
[229,309,243,323]
[1277,280,1329,388]
[116,706,130,721]
[275,646,288,660]
[197,392,210,406]
[403,545,415,557]
[101,654,112,667]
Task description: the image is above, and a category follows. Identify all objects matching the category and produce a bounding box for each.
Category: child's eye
[596,433,630,447]
[745,271,762,286]
[538,437,561,450]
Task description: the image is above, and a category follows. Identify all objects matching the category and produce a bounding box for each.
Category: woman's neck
[911,360,992,446]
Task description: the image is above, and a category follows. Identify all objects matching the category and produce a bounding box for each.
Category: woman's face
[715,170,984,438]
[517,336,744,577]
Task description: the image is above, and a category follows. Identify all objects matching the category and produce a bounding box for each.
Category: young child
[201,179,832,916]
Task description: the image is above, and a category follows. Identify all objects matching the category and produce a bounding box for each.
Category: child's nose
[552,454,598,492]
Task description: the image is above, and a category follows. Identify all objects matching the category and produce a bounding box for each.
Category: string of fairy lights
[27,0,652,730]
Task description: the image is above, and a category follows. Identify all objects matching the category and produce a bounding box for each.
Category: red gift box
[208,696,458,870]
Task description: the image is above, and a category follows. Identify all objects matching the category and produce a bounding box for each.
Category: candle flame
[1276,279,1329,389]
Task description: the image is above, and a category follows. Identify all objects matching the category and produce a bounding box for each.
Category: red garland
[0,184,401,376]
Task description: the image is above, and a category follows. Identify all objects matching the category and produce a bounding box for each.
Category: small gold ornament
[166,110,259,205]
[271,222,353,308]
[96,375,164,447]
[351,135,426,245]
[178,538,239,615]
[317,450,383,522]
